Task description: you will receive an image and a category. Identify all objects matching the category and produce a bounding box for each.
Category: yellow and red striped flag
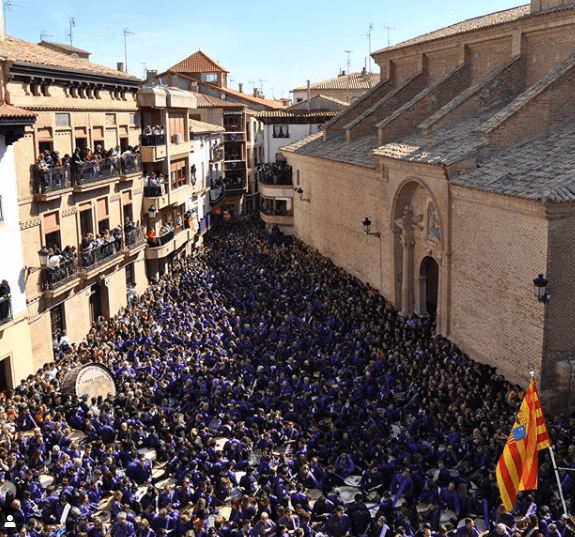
[496,378,551,511]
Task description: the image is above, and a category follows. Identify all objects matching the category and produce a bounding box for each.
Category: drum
[61,363,117,400]
[366,503,379,516]
[217,505,232,520]
[155,477,177,490]
[344,475,362,487]
[416,503,429,515]
[38,474,54,488]
[214,437,227,451]
[440,509,456,524]
[69,430,86,443]
[136,485,149,502]
[339,486,359,504]
[152,468,166,481]
[307,488,322,501]
[366,489,380,502]
[390,424,401,439]
[94,510,111,523]
[475,519,486,532]
[138,447,157,463]
[234,471,246,484]
[0,481,16,496]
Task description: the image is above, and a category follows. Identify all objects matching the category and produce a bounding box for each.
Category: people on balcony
[0,279,10,322]
[80,229,122,268]
[144,172,166,197]
[147,228,158,247]
[257,162,293,185]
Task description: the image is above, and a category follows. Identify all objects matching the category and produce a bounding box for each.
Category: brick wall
[449,186,548,385]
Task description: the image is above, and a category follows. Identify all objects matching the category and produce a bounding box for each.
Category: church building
[283,0,575,408]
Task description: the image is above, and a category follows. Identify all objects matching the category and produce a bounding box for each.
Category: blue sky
[7,0,522,100]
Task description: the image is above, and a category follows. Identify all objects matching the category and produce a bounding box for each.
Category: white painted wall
[0,138,28,316]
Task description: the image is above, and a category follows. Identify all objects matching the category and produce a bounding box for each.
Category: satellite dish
[220,93,226,100]
[70,53,79,59]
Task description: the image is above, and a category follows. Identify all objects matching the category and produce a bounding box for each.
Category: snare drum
[440,509,456,524]
[138,447,157,463]
[344,475,362,487]
[69,429,86,443]
[307,488,322,501]
[0,480,16,496]
[214,437,227,451]
[38,474,54,488]
[339,486,359,504]
[154,477,177,490]
[217,505,232,520]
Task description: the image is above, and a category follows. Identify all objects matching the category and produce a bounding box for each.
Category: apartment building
[139,86,224,278]
[1,35,144,375]
[156,51,284,216]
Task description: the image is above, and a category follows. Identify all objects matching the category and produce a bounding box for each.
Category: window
[105,113,116,126]
[50,303,65,338]
[129,113,138,126]
[55,113,71,127]
[125,263,135,286]
[273,124,290,138]
[202,73,217,83]
[0,357,12,391]
[0,195,3,223]
[96,197,109,233]
[43,211,61,251]
[80,207,93,238]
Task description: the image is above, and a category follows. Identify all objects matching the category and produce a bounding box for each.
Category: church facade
[283,0,575,409]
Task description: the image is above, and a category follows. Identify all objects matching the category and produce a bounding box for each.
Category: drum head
[307,488,322,501]
[0,481,16,496]
[217,506,232,520]
[38,475,54,488]
[339,486,359,504]
[344,475,362,487]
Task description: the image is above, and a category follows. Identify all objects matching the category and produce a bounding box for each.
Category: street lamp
[533,273,550,303]
[26,246,50,275]
[296,188,310,203]
[362,217,381,238]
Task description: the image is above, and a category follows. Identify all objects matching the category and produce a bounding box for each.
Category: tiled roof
[195,93,242,109]
[292,71,380,92]
[168,50,229,74]
[374,109,495,165]
[375,6,530,54]
[205,83,285,110]
[452,122,575,202]
[283,131,378,168]
[189,119,224,134]
[0,36,139,80]
[0,103,36,119]
[254,110,340,119]
[38,40,90,56]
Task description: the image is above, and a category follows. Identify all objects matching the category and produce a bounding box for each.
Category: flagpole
[548,445,568,515]
[527,371,567,516]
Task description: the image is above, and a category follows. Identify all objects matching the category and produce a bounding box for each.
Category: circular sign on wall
[61,363,117,400]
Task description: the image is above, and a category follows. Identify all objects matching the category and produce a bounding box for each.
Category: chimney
[238,83,243,93]
[146,70,158,84]
[117,62,124,72]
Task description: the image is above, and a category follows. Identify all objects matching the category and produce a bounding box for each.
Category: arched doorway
[420,256,439,315]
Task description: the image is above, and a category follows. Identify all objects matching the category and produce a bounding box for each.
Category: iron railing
[33,166,73,194]
[0,295,11,325]
[45,257,79,290]
[125,226,147,249]
[141,133,166,146]
[80,240,123,270]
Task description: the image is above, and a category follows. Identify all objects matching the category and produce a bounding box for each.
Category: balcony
[0,295,12,326]
[79,240,123,277]
[43,258,80,298]
[72,155,142,192]
[257,164,293,186]
[141,134,167,163]
[210,148,224,162]
[146,227,191,260]
[260,207,294,226]
[33,167,73,200]
[124,226,147,254]
[120,154,142,178]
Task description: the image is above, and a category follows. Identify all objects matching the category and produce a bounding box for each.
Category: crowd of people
[0,218,574,537]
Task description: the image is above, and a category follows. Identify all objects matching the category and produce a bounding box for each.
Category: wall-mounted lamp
[533,273,551,303]
[296,188,310,203]
[25,246,50,275]
[148,204,157,216]
[362,217,381,238]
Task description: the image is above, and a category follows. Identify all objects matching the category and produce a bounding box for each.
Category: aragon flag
[496,377,551,511]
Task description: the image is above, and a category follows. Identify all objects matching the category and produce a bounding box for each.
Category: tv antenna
[365,24,373,72]
[141,62,147,80]
[4,0,23,34]
[258,79,267,96]
[383,24,396,47]
[68,17,75,46]
[123,28,134,72]
[40,30,53,42]
[344,50,353,73]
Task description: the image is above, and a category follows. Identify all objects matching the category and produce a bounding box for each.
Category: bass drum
[61,363,117,400]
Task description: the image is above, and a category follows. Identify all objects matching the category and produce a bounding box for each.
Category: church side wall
[449,185,547,385]
[289,153,393,297]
